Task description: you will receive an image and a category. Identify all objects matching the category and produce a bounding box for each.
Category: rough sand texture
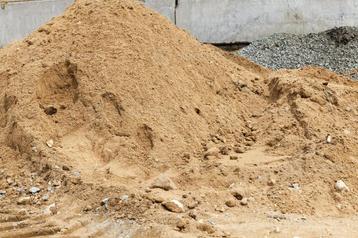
[0,0,358,237]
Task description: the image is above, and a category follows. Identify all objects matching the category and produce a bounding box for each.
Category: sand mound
[1,0,358,236]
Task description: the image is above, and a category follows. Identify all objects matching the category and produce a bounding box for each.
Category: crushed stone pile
[0,0,358,236]
[238,26,358,78]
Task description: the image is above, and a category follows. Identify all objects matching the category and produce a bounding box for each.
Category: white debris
[335,180,349,192]
[46,139,54,148]
[163,199,185,213]
[326,134,332,144]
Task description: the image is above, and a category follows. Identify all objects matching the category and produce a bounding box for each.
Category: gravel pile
[238,26,358,77]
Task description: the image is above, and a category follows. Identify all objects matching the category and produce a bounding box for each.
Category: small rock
[44,203,57,215]
[0,190,6,196]
[335,180,349,192]
[272,226,281,233]
[62,165,70,171]
[6,177,14,185]
[230,155,238,160]
[46,139,54,148]
[234,147,245,153]
[267,178,276,186]
[219,146,229,155]
[17,196,31,205]
[176,219,187,231]
[204,147,220,158]
[163,199,185,213]
[29,187,41,195]
[289,183,300,191]
[240,197,248,206]
[197,223,215,234]
[225,199,236,207]
[42,194,49,201]
[231,190,244,200]
[189,211,197,220]
[101,198,110,209]
[326,134,332,144]
[120,194,129,202]
[150,174,176,191]
[84,205,92,212]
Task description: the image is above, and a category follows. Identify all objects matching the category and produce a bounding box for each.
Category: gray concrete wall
[2,0,358,46]
[176,0,358,43]
[143,0,175,22]
[0,0,73,47]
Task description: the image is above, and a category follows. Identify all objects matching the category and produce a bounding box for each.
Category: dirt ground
[0,0,358,237]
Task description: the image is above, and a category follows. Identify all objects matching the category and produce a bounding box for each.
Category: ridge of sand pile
[0,0,358,236]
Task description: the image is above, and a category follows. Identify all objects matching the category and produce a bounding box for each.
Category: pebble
[240,197,249,206]
[120,194,129,202]
[29,187,41,195]
[101,198,110,209]
[230,155,238,160]
[197,222,216,234]
[267,178,276,186]
[42,194,49,201]
[44,203,57,215]
[225,199,236,207]
[204,147,220,158]
[46,139,54,148]
[326,134,332,144]
[162,199,185,213]
[17,196,31,205]
[150,174,176,191]
[335,180,349,192]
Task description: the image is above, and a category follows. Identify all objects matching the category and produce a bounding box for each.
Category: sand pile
[0,0,358,236]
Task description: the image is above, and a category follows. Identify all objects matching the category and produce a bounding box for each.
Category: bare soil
[0,0,358,237]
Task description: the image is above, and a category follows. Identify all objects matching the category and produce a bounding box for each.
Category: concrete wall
[1,0,358,46]
[176,0,358,43]
[143,0,175,22]
[0,0,73,47]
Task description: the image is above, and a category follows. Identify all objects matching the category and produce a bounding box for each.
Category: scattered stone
[335,180,349,192]
[146,193,165,203]
[62,165,70,171]
[219,146,229,155]
[176,219,188,231]
[101,198,110,209]
[267,178,276,186]
[234,147,245,153]
[272,226,281,233]
[0,190,6,196]
[197,222,215,234]
[17,196,31,205]
[189,211,197,220]
[120,194,129,202]
[204,147,220,158]
[163,199,185,213]
[46,139,54,148]
[84,205,92,212]
[326,134,332,144]
[6,177,14,185]
[238,26,358,79]
[150,174,176,191]
[289,183,300,191]
[240,198,248,206]
[29,187,41,195]
[230,155,238,160]
[225,199,236,207]
[42,194,49,201]
[44,203,57,215]
[231,190,244,200]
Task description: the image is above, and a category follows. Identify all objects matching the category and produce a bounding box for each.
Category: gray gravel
[238,26,358,78]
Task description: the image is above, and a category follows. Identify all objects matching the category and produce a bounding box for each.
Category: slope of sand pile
[0,0,358,237]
